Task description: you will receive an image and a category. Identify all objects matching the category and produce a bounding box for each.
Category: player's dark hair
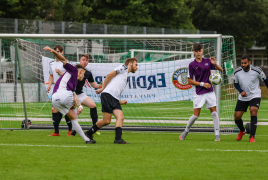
[193,43,203,51]
[124,58,138,66]
[75,64,86,71]
[81,54,89,60]
[241,55,251,61]
[54,44,63,52]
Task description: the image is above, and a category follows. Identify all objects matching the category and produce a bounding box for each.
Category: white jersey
[233,65,266,101]
[102,64,128,100]
[49,60,67,83]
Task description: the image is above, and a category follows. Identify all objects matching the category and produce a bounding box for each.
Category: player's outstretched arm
[43,46,67,65]
[188,78,211,89]
[73,93,83,115]
[96,71,117,94]
[210,57,223,72]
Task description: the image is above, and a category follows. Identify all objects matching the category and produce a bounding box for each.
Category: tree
[0,0,89,22]
[188,0,268,50]
[82,0,195,30]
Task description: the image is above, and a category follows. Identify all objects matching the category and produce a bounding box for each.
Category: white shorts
[77,93,88,104]
[52,91,74,116]
[193,91,217,109]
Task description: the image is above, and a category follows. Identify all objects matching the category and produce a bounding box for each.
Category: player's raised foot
[236,131,246,141]
[114,139,129,144]
[67,130,73,136]
[215,135,220,141]
[71,130,77,136]
[249,136,255,142]
[47,132,60,136]
[179,131,188,140]
[86,139,96,144]
[95,130,101,135]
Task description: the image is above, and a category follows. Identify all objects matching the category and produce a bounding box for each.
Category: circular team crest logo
[172,68,192,90]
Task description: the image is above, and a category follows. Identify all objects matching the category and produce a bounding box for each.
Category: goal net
[0,34,237,133]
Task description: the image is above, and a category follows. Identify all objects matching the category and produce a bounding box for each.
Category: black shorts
[235,98,261,112]
[101,93,122,113]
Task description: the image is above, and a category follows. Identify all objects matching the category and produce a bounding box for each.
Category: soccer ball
[209,73,222,85]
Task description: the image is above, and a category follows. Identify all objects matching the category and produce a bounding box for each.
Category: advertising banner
[42,56,194,103]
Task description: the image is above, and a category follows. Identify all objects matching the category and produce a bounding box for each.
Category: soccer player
[233,55,268,142]
[71,54,102,136]
[46,44,72,136]
[43,46,95,144]
[179,43,223,141]
[84,58,138,144]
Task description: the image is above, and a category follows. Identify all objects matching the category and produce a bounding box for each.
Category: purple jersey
[53,63,78,94]
[188,58,216,95]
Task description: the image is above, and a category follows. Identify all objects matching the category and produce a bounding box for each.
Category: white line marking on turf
[196,149,268,152]
[0,144,94,148]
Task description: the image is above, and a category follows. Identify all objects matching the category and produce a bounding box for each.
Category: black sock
[65,116,72,131]
[115,127,122,140]
[250,116,257,138]
[90,107,98,125]
[235,119,245,132]
[52,112,62,133]
[87,124,99,135]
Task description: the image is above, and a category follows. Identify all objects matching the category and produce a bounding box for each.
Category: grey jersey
[233,65,266,101]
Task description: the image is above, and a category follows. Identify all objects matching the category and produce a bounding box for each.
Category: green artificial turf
[0,126,268,180]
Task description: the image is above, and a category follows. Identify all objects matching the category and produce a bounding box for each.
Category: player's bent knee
[250,111,257,116]
[234,115,243,121]
[234,114,240,121]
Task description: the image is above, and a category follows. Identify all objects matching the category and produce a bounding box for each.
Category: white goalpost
[0,34,237,133]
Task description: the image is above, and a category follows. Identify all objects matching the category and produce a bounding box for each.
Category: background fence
[0,18,216,35]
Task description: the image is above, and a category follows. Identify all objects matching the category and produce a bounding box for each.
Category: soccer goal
[0,34,237,133]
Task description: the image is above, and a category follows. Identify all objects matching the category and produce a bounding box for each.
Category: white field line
[196,149,268,152]
[1,117,268,125]
[0,143,94,148]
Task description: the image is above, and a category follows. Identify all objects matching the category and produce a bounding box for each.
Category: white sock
[185,115,198,132]
[71,119,90,142]
[211,111,220,136]
[71,109,77,131]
